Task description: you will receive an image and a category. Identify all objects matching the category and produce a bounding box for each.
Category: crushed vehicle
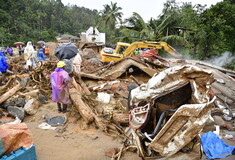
[100,41,181,62]
[128,65,216,158]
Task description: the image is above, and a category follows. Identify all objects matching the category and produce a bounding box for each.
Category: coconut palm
[99,2,123,30]
[119,12,154,42]
[119,1,186,45]
[151,13,186,44]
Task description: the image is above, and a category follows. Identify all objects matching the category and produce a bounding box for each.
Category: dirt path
[24,102,140,160]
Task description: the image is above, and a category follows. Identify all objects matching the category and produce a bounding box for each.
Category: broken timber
[69,83,107,130]
[69,87,94,124]
[0,78,28,104]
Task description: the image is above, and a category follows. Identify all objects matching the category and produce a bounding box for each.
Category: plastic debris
[38,122,57,130]
[96,92,113,104]
[45,116,66,126]
[200,131,235,159]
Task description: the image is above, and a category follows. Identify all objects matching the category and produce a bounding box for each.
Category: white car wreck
[128,65,216,158]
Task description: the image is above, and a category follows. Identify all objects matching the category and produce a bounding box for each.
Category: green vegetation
[0,0,235,69]
[0,0,99,45]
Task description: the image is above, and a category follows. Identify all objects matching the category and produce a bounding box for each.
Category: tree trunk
[0,78,15,95]
[69,88,94,124]
[113,113,129,124]
[69,85,108,131]
[0,82,22,104]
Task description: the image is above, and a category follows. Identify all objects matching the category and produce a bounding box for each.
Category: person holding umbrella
[55,43,82,77]
[50,61,71,113]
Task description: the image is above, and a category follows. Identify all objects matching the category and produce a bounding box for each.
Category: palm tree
[99,2,123,30]
[119,12,154,42]
[150,14,186,44]
[119,1,187,45]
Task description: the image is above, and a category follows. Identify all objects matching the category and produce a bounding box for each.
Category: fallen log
[73,70,91,95]
[0,81,22,104]
[113,113,129,124]
[69,83,108,131]
[19,89,40,98]
[92,114,108,131]
[69,87,94,124]
[80,79,91,95]
[212,83,235,102]
[71,77,82,92]
[69,88,108,130]
[0,78,15,95]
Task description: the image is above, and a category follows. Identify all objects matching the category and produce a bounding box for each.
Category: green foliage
[99,2,123,43]
[0,0,99,46]
[119,12,154,42]
[196,1,235,59]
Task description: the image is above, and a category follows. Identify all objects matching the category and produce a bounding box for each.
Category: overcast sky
[61,0,222,22]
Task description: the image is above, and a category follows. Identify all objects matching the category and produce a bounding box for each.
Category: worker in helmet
[50,61,71,112]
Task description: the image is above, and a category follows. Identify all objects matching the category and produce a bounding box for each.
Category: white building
[80,27,105,45]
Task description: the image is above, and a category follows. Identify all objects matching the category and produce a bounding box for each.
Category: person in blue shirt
[38,49,45,61]
[0,50,9,85]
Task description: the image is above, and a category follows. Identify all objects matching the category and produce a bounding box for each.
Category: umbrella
[14,42,25,45]
[37,41,45,44]
[55,43,78,60]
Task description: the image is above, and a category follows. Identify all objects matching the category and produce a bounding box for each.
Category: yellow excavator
[100,41,181,62]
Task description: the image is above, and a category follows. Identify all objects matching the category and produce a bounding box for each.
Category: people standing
[5,46,13,56]
[37,49,45,61]
[19,45,24,56]
[50,61,71,113]
[24,41,36,70]
[72,51,82,82]
[44,46,50,58]
[0,50,9,85]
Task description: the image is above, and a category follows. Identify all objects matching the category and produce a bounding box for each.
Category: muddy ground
[24,102,141,160]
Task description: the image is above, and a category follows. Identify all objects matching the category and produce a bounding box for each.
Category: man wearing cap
[50,61,71,112]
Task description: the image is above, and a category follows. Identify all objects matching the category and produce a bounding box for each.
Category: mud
[24,102,141,160]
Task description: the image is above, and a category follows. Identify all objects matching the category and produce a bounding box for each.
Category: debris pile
[1,50,235,159]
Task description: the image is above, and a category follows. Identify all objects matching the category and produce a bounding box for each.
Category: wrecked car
[128,65,216,158]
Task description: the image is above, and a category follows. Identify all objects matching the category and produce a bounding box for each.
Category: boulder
[38,94,48,104]
[7,106,25,120]
[24,99,40,115]
[1,98,14,109]
[15,98,25,108]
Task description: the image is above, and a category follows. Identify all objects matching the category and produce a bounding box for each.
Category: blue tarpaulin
[200,131,235,159]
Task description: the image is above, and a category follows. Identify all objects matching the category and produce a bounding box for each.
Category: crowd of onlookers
[0,41,51,84]
[0,43,50,59]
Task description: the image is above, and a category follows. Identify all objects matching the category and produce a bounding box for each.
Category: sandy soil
[24,102,141,160]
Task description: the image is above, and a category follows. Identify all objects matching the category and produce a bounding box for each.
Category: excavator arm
[101,41,181,62]
[122,41,181,57]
